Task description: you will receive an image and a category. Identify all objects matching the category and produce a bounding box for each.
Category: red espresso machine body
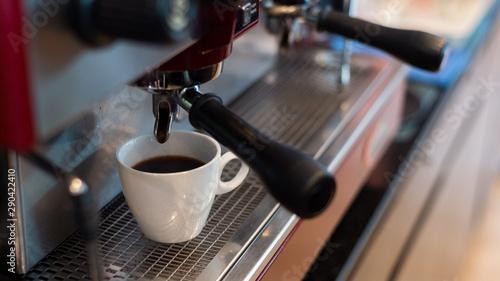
[0,0,35,151]
[0,0,258,151]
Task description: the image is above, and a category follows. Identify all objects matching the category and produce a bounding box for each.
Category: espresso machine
[0,0,448,279]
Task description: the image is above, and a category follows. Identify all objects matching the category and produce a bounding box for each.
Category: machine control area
[236,0,259,34]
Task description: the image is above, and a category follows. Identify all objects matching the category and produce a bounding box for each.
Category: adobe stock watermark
[59,87,148,171]
[360,0,404,25]
[7,0,69,53]
[385,74,500,183]
[281,236,340,281]
[6,169,17,273]
[351,0,404,44]
[237,106,296,162]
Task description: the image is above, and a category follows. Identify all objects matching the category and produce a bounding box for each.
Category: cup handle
[216,152,250,195]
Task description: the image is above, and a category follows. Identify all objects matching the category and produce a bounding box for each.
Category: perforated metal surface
[23,47,374,280]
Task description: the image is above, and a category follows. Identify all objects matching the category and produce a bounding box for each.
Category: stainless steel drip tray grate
[24,171,268,281]
[96,173,268,280]
[24,46,378,281]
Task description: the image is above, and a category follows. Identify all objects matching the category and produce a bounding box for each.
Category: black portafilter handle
[316,9,448,72]
[187,94,336,218]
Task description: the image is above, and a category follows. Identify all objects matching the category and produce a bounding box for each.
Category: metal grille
[230,48,372,149]
[23,47,373,280]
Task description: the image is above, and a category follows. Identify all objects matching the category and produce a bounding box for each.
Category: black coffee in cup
[132,155,205,173]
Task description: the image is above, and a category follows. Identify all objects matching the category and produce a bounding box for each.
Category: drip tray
[23,47,396,281]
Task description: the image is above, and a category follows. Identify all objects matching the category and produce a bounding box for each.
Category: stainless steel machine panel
[21,45,407,280]
[25,0,196,140]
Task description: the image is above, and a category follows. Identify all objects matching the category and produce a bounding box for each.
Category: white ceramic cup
[116,130,249,243]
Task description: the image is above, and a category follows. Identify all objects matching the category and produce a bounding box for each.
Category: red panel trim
[0,0,36,151]
[256,219,304,280]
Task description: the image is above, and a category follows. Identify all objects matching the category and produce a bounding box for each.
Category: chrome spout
[152,92,180,143]
[132,63,223,143]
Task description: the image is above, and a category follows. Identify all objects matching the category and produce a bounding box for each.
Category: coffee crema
[132,155,205,173]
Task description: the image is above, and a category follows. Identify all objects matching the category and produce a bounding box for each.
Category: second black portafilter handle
[317,9,448,72]
[188,94,336,218]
